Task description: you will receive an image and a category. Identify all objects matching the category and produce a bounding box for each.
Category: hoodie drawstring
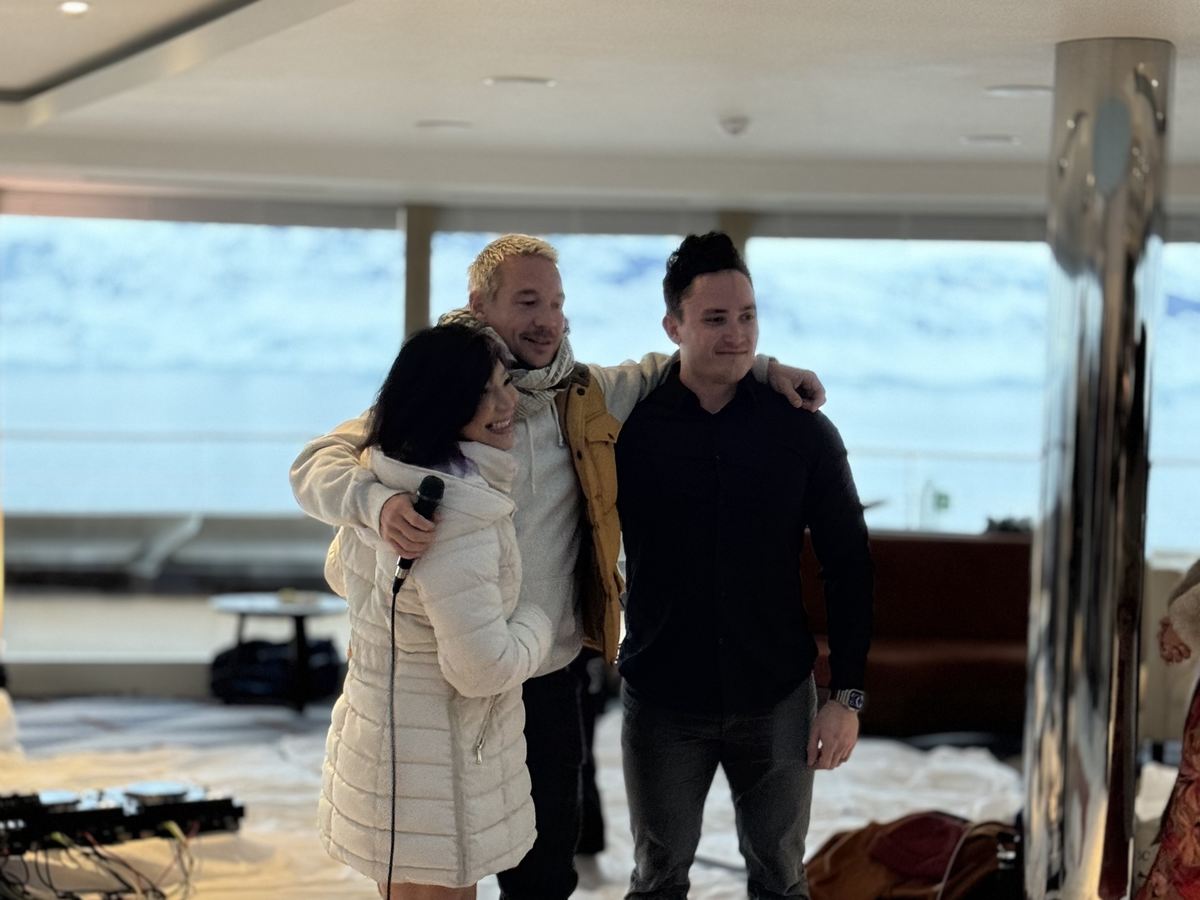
[523,402,566,496]
[525,418,536,494]
[550,399,566,447]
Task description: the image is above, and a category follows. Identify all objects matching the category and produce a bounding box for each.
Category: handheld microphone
[391,475,445,596]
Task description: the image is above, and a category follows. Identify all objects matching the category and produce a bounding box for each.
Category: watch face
[837,689,866,711]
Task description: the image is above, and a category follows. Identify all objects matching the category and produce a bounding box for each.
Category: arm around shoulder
[290,412,398,534]
[754,357,827,411]
[588,351,676,423]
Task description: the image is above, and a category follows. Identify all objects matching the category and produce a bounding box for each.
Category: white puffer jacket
[318,441,552,888]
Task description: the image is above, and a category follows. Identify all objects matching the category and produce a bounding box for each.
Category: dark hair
[363,323,506,467]
[662,231,752,318]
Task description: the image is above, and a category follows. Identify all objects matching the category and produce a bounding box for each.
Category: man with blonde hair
[467,233,557,300]
[291,233,825,899]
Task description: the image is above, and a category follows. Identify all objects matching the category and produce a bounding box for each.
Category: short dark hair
[363,323,505,467]
[663,231,752,318]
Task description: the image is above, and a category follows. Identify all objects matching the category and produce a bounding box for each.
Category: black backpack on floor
[209,638,341,705]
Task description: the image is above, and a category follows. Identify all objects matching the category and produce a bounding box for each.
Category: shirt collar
[660,362,759,415]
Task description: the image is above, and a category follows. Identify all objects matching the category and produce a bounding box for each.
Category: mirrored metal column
[1025,38,1172,899]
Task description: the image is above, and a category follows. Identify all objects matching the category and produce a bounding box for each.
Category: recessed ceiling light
[414,119,473,130]
[483,75,557,88]
[960,134,1022,146]
[985,84,1053,98]
[59,1,90,15]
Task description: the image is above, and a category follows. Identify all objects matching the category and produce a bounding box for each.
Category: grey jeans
[621,678,817,900]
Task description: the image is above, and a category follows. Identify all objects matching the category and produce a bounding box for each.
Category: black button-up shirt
[615,365,873,715]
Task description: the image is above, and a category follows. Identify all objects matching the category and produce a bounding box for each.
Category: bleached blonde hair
[467,234,559,304]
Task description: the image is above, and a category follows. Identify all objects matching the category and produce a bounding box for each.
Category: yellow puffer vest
[556,364,623,663]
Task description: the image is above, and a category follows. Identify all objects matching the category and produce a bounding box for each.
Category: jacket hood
[365,442,516,541]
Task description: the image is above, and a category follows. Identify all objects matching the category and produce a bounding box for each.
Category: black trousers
[571,646,612,854]
[496,665,585,900]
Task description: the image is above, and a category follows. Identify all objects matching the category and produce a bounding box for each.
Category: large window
[749,237,1200,554]
[0,215,404,515]
[431,232,680,365]
[1152,244,1200,555]
[4,212,1193,559]
[749,238,1050,537]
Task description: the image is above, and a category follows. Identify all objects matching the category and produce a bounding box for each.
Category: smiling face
[459,361,518,451]
[469,254,566,369]
[664,269,759,390]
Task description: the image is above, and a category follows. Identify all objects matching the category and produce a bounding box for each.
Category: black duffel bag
[209,638,341,705]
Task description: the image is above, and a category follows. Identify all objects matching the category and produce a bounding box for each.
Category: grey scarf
[438,307,577,421]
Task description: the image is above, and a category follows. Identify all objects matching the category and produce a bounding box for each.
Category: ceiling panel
[0,0,253,98]
[0,0,1198,212]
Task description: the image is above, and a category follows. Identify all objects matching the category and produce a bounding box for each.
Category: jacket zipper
[474,696,499,764]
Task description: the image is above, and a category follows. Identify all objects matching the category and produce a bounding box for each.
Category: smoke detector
[718,114,750,137]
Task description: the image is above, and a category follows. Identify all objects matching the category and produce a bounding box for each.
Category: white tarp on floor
[0,704,1025,899]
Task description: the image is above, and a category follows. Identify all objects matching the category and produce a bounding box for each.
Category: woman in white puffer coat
[313,324,552,900]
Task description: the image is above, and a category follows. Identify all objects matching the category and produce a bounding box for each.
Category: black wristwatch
[831,688,867,712]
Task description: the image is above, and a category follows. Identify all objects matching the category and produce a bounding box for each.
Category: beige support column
[716,210,756,258]
[403,205,435,337]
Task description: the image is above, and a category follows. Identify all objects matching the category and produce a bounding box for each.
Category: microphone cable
[384,475,444,893]
[386,570,400,895]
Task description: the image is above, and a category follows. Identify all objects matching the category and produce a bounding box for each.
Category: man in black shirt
[615,232,874,900]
